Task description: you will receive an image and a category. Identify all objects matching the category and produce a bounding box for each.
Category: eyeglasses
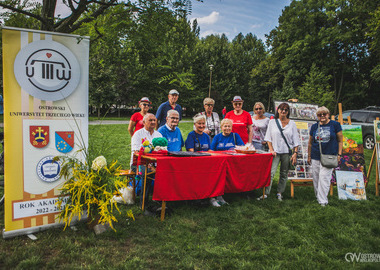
[170,117,179,120]
[205,104,214,107]
[141,103,150,107]
[317,113,327,117]
[280,108,288,112]
[254,108,263,111]
[233,103,242,106]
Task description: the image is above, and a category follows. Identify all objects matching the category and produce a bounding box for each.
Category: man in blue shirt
[157,110,184,151]
[156,89,182,128]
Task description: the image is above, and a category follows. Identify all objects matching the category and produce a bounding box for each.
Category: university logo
[30,126,49,148]
[36,156,62,183]
[55,131,74,153]
[14,40,80,101]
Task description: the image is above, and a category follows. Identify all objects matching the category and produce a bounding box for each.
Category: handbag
[318,122,338,168]
[275,119,295,169]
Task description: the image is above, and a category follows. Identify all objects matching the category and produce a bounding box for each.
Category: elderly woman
[128,97,151,136]
[200,97,221,140]
[225,96,253,144]
[251,102,270,150]
[308,106,343,206]
[211,118,244,151]
[261,102,300,201]
[185,114,211,152]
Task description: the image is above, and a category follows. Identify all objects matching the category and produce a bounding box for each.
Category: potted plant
[55,153,133,232]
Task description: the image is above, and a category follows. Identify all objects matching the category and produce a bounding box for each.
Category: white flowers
[91,156,107,170]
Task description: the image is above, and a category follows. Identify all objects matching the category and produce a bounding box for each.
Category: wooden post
[338,103,343,125]
[160,201,166,221]
[142,165,148,211]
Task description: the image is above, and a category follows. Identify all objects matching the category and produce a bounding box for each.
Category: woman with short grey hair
[308,106,343,206]
[185,114,211,152]
[199,97,220,140]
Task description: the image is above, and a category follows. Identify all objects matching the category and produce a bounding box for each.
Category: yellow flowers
[56,154,132,231]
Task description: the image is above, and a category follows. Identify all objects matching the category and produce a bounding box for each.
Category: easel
[365,118,380,196]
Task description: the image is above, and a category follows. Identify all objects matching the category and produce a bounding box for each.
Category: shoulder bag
[318,122,338,168]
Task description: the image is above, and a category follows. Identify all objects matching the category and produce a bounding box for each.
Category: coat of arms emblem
[30,126,49,148]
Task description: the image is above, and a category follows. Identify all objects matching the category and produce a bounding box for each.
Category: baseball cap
[139,97,151,104]
[232,96,243,102]
[169,89,179,95]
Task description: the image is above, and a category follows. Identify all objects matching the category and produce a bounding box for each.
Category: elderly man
[130,113,162,208]
[157,110,184,151]
[156,89,182,128]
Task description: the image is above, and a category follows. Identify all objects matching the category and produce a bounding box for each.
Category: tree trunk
[41,0,57,31]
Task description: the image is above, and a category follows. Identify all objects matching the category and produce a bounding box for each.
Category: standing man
[158,110,184,151]
[222,106,227,119]
[156,89,182,128]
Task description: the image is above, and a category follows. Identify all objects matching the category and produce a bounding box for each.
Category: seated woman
[185,114,211,152]
[211,118,244,151]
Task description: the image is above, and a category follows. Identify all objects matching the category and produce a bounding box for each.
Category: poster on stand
[332,125,367,184]
[274,100,318,121]
[2,27,89,238]
[288,121,313,179]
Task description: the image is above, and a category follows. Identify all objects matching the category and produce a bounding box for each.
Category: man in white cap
[156,89,182,128]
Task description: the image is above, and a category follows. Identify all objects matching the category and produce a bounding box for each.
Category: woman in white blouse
[259,102,300,201]
[251,102,270,150]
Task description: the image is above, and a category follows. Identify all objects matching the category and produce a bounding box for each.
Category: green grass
[1,123,380,269]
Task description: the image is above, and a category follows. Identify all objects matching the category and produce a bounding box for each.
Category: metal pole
[208,64,214,98]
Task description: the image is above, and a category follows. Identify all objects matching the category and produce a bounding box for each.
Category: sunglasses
[254,108,263,111]
[205,104,214,107]
[317,113,327,117]
[280,108,288,112]
[233,103,242,106]
[141,103,150,107]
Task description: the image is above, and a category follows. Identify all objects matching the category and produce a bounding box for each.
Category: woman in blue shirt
[211,118,244,151]
[308,106,343,206]
[185,114,211,152]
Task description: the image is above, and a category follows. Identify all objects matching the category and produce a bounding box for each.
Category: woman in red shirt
[128,97,151,136]
[225,96,253,144]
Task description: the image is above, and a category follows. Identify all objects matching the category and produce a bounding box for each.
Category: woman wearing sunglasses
[128,97,151,136]
[251,102,270,150]
[260,102,300,201]
[307,106,343,206]
[225,96,253,144]
[199,97,221,140]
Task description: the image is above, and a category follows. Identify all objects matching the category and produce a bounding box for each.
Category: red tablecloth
[224,153,273,193]
[152,155,227,201]
[149,152,273,201]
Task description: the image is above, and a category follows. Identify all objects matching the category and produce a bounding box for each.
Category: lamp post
[208,64,214,98]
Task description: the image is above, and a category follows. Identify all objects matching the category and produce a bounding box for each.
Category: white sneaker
[276,193,283,201]
[210,198,221,207]
[216,196,228,206]
[257,195,268,200]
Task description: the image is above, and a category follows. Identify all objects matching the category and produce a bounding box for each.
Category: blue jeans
[265,153,290,195]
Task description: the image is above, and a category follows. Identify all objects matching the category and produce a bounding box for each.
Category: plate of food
[235,144,256,154]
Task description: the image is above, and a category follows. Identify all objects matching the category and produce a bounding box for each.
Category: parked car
[336,109,380,150]
[249,111,275,119]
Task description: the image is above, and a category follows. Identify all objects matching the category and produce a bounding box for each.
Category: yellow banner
[2,27,89,238]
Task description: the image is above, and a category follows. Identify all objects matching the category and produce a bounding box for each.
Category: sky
[189,0,291,42]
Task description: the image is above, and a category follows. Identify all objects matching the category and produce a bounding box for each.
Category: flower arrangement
[56,154,134,231]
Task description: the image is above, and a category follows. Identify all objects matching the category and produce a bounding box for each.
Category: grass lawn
[1,122,380,269]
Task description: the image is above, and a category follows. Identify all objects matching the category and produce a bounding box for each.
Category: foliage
[56,153,129,231]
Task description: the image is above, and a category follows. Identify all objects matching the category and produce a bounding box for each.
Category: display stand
[365,117,380,196]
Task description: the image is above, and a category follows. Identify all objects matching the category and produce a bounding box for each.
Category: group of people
[128,89,343,208]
